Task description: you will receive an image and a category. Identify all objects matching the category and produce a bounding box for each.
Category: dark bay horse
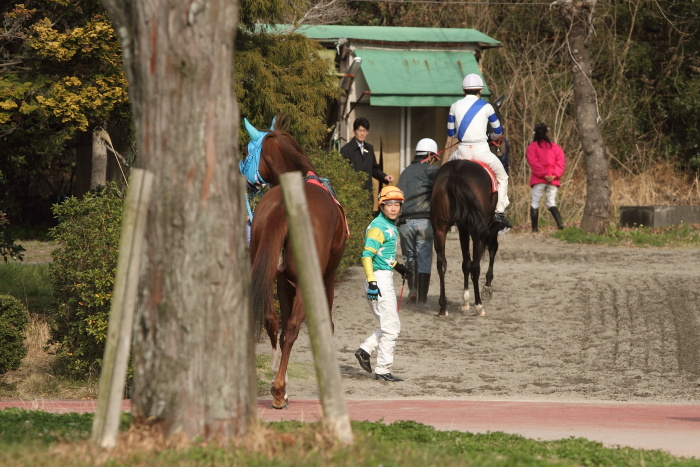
[430,96,506,317]
[241,116,347,409]
[430,160,500,317]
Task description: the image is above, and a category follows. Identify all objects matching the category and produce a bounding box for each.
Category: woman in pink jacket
[526,123,566,231]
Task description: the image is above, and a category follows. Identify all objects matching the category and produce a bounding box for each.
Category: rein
[420,141,459,164]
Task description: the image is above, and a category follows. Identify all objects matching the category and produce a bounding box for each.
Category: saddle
[304,172,351,238]
[472,161,498,193]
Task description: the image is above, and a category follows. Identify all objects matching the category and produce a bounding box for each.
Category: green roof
[269,24,501,48]
[354,49,489,107]
[264,24,499,107]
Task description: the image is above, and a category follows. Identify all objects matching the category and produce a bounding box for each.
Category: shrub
[0,211,25,262]
[0,294,29,374]
[48,183,124,379]
[309,149,374,276]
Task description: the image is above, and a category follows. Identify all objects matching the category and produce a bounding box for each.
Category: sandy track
[256,232,700,404]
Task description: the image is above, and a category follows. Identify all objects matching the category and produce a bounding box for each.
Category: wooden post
[90,128,108,190]
[91,168,153,449]
[279,172,354,445]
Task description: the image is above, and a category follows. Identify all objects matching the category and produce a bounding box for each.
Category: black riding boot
[406,260,417,304]
[549,206,565,230]
[530,207,539,232]
[417,273,431,304]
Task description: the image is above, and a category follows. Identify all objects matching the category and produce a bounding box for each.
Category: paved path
[2,399,698,459]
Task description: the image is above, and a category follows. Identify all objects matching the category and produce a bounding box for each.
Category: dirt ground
[257,230,700,404]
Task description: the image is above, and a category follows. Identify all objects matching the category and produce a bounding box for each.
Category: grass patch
[256,353,274,397]
[0,412,695,466]
[255,353,316,398]
[554,223,700,247]
[0,262,52,314]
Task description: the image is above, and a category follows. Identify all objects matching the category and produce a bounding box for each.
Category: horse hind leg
[270,278,295,409]
[435,238,449,317]
[471,243,486,318]
[272,306,302,409]
[461,289,470,312]
[265,299,283,392]
[270,341,288,401]
[458,227,472,313]
[481,234,498,300]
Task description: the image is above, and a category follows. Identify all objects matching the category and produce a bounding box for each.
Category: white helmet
[462,73,484,90]
[415,138,438,155]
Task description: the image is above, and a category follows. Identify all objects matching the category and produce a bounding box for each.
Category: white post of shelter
[91,168,153,449]
[279,172,354,445]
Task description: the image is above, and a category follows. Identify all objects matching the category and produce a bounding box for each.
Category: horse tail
[250,217,288,337]
[447,171,490,241]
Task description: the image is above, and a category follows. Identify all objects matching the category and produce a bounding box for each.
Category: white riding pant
[530,183,559,209]
[360,270,400,375]
[449,141,510,213]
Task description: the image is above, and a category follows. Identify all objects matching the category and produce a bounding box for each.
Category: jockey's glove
[393,262,412,279]
[366,281,381,301]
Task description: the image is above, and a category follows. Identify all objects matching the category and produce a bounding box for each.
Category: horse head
[239,115,317,189]
[239,118,271,190]
[487,95,506,157]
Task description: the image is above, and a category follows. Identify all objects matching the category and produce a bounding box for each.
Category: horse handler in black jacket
[396,138,440,305]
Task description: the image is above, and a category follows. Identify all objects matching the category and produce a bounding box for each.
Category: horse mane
[272,113,291,133]
[268,114,317,174]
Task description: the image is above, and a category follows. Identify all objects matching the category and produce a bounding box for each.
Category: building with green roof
[271,24,502,194]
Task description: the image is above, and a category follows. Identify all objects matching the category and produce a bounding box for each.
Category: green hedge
[0,294,29,374]
[48,183,124,379]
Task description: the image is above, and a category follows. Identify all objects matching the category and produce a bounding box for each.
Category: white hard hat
[462,73,484,90]
[415,138,438,155]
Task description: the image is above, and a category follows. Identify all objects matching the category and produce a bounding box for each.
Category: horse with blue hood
[241,115,348,409]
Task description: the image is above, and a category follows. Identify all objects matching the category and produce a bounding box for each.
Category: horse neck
[261,136,316,185]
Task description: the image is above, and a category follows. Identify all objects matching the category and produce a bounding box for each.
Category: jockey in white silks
[446,73,511,229]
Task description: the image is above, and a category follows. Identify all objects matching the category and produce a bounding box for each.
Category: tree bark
[99,0,255,441]
[554,0,610,234]
[91,129,108,190]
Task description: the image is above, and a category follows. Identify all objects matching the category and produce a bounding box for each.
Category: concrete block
[619,205,700,228]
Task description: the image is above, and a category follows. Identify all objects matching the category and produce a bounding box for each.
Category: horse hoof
[460,305,470,312]
[272,394,289,409]
[271,387,289,409]
[482,287,493,299]
[475,308,486,317]
[272,400,288,409]
[437,310,449,317]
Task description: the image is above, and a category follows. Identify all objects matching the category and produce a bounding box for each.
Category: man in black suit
[340,117,394,203]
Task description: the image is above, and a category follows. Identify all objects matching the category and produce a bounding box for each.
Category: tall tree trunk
[100,0,255,441]
[91,128,108,190]
[554,0,610,234]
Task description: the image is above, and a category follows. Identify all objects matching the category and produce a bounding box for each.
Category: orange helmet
[378,186,404,205]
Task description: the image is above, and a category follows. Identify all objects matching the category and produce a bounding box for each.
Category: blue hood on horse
[239,117,276,189]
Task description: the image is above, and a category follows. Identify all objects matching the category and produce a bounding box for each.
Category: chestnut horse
[430,96,505,317]
[241,116,347,409]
